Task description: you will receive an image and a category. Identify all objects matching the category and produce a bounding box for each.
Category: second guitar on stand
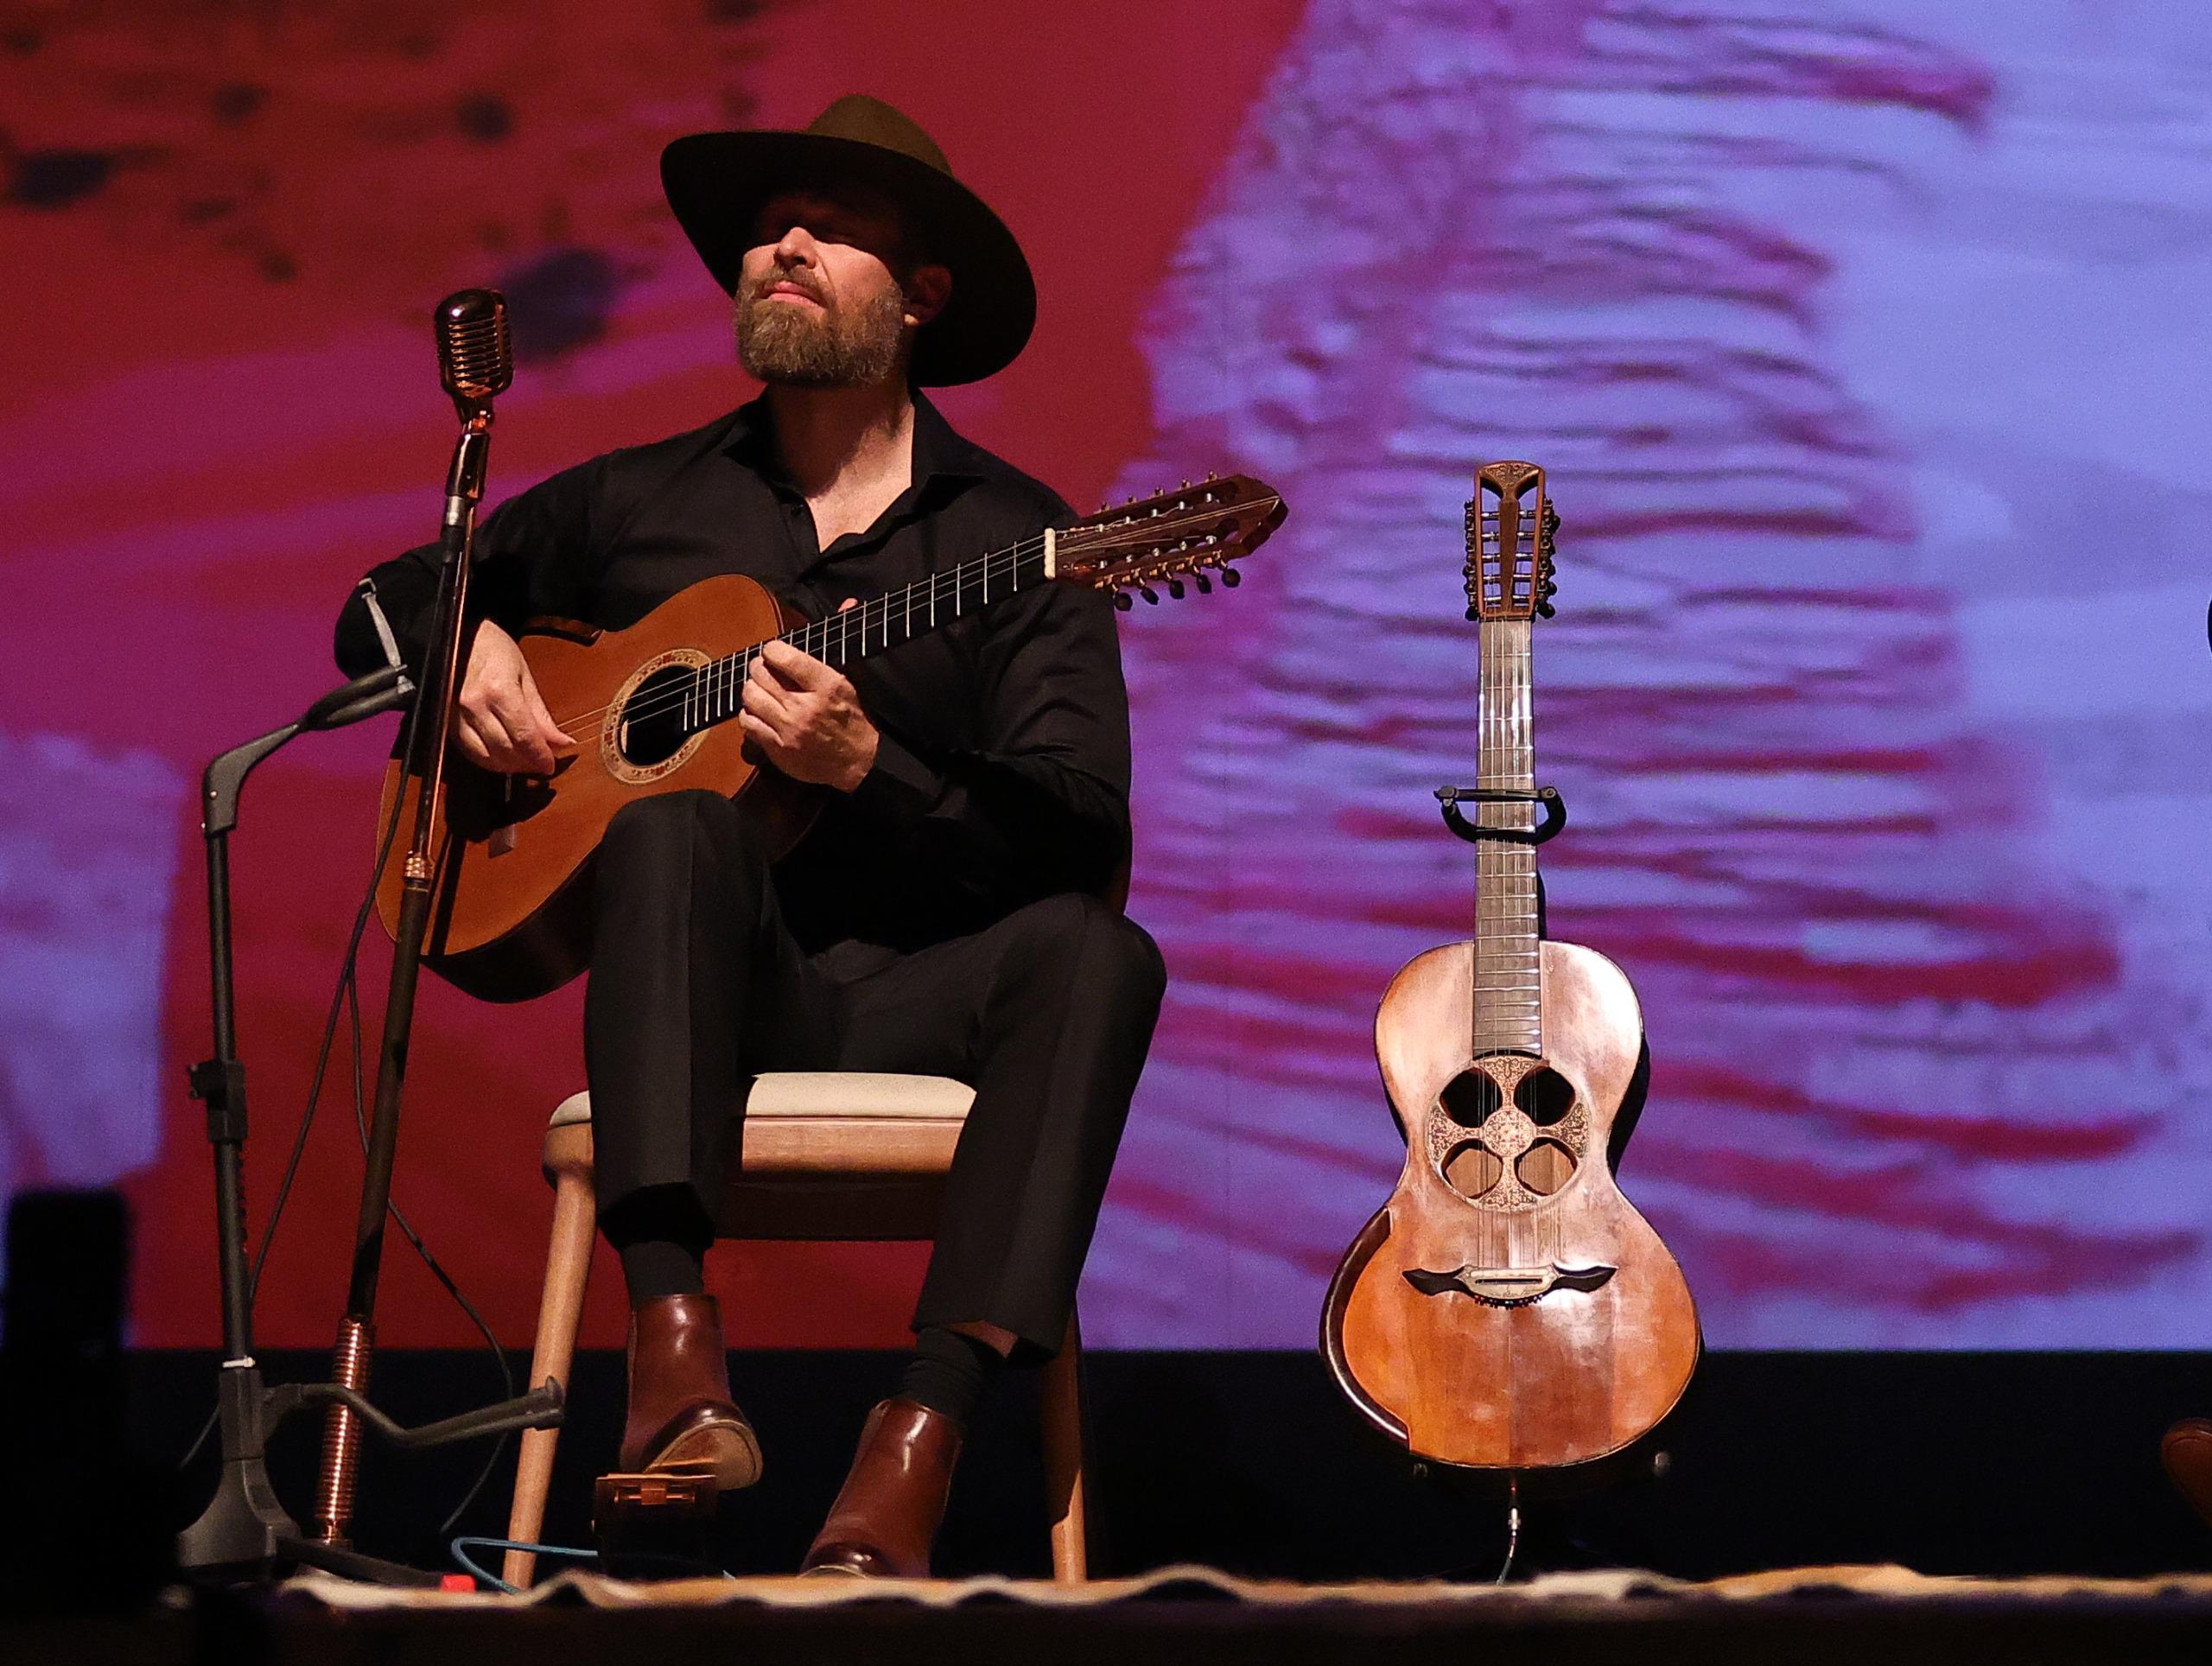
[1323,461,1700,1475]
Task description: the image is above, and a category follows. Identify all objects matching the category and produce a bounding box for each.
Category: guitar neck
[1475,616,1541,1056]
[685,530,1057,732]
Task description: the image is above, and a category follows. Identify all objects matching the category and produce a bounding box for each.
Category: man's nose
[772,226,818,266]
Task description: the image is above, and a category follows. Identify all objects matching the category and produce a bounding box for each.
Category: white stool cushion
[548,1072,975,1132]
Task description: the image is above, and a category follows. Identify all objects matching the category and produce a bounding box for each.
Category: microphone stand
[175,665,563,1586]
[308,397,502,1550]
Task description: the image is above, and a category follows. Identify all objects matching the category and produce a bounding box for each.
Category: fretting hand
[456,619,577,774]
[740,613,880,792]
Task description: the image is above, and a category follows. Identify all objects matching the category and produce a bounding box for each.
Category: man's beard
[734,276,909,386]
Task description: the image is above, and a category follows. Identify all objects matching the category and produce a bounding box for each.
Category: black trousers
[582,790,1166,1358]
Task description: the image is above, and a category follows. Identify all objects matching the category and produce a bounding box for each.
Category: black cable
[175,763,516,1539]
[343,970,518,1535]
[175,785,404,1472]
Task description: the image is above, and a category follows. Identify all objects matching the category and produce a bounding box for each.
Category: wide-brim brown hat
[662,94,1035,387]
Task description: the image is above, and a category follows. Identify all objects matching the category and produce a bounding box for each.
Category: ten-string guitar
[374,474,1287,1001]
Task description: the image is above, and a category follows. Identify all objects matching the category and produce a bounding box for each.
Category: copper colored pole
[313,1315,374,1543]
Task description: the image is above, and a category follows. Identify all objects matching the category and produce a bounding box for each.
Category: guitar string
[541,502,1252,738]
[583,486,1270,734]
[1469,512,1548,1269]
[1476,587,1494,1271]
[542,534,1050,734]
[551,491,1262,734]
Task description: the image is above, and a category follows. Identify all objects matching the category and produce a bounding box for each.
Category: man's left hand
[740,634,880,792]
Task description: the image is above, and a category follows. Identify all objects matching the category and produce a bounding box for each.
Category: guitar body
[373,573,823,1002]
[1324,938,1699,1470]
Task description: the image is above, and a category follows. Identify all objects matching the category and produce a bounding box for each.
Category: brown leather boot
[800,1398,961,1577]
[618,1294,761,1490]
[2164,1418,2212,1529]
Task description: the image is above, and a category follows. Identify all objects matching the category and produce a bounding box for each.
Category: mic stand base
[175,1359,436,1588]
[177,1360,298,1579]
[175,1356,563,1587]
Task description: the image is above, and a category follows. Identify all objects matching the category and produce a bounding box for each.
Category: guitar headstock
[1464,461,1560,622]
[1055,474,1287,608]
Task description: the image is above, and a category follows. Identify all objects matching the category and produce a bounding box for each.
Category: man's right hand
[455,620,577,774]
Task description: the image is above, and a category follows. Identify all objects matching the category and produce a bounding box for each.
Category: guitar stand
[1436,785,1567,846]
[175,666,565,1586]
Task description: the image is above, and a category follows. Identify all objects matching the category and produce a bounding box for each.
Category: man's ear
[903,263,951,330]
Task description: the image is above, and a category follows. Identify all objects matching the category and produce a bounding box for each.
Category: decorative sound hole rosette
[602,648,712,785]
[1427,1056,1589,1212]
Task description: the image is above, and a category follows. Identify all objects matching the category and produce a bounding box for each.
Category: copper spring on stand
[313,1314,374,1544]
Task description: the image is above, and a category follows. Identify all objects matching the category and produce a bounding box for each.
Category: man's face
[734,186,945,387]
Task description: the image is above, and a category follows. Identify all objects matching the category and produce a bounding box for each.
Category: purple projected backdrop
[6,1,2210,1350]
[1087,0,2212,1349]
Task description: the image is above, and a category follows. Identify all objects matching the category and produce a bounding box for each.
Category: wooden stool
[500,1073,1090,1587]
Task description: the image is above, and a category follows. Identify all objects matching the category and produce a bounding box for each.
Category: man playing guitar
[333,95,1165,1577]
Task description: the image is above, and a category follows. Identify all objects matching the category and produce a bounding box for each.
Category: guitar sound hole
[1442,1141,1503,1200]
[1516,1065,1575,1127]
[619,665,702,767]
[1439,1069,1503,1127]
[1516,1139,1575,1196]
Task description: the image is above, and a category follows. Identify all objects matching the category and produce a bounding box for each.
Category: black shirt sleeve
[332,455,607,678]
[848,566,1134,908]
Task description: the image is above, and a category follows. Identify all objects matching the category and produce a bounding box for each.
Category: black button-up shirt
[334,392,1130,953]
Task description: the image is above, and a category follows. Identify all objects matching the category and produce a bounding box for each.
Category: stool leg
[1040,1306,1089,1582]
[503,1130,597,1589]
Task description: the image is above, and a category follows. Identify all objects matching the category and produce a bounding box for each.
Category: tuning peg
[1221,566,1241,588]
[1139,585,1160,604]
[1195,573,1212,594]
[1535,597,1556,619]
[1167,578,1185,599]
[1113,591,1133,612]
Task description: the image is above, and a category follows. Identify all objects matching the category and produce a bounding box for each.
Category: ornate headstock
[1464,461,1559,622]
[1056,474,1287,609]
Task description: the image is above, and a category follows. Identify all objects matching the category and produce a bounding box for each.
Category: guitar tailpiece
[1435,785,1567,847]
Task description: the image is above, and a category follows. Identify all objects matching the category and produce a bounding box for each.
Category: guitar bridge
[1405,1262,1617,1307]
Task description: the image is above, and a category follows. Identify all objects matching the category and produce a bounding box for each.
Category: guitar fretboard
[665,532,1055,735]
[1474,617,1541,1056]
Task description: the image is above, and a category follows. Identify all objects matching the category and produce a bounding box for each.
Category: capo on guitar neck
[1434,784,1567,847]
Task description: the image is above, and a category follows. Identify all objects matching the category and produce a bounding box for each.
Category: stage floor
[14,1564,2212,1665]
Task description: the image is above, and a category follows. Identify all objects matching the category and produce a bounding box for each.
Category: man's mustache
[749,271,830,308]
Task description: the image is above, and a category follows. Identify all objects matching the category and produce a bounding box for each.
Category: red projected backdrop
[6,1,2209,1351]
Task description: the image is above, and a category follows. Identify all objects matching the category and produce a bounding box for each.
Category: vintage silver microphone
[435,288,513,421]
[434,289,511,540]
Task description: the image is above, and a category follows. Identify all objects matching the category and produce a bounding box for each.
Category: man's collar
[721,388,988,495]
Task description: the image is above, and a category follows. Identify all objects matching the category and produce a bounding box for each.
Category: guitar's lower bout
[1322,939,1700,1472]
